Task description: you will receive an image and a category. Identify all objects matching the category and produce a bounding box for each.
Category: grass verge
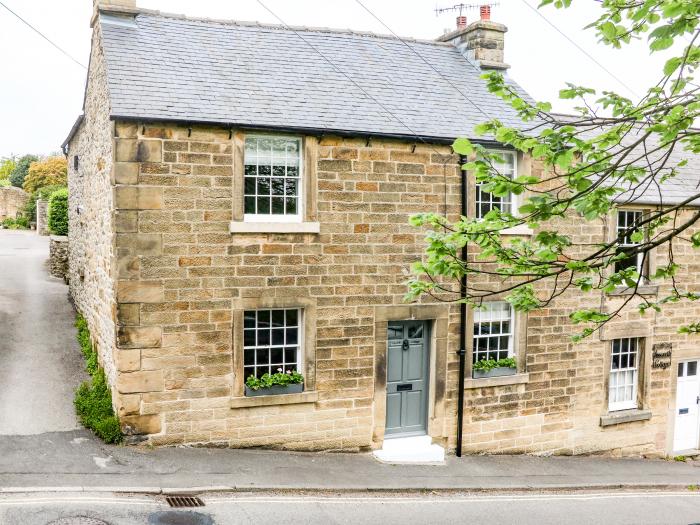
[74,314,123,444]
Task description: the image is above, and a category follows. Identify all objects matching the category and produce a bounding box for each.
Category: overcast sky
[0,0,672,159]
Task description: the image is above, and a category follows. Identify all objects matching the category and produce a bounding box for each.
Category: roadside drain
[46,518,110,525]
[165,495,205,508]
[148,511,213,525]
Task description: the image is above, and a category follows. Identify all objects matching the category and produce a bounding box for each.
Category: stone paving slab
[1,430,699,493]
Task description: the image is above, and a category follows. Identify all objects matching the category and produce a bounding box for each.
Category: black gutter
[107,115,505,148]
[456,154,468,457]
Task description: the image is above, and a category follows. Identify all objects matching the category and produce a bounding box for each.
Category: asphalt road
[0,230,86,435]
[1,490,699,525]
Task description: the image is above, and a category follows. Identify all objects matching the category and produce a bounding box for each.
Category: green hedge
[48,188,68,236]
[74,315,123,444]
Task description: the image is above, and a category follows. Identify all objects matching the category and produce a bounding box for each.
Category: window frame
[608,337,641,412]
[475,149,518,219]
[242,308,304,381]
[242,134,304,224]
[472,301,516,364]
[614,209,649,280]
[232,297,317,398]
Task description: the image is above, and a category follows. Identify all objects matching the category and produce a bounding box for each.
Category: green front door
[385,321,429,436]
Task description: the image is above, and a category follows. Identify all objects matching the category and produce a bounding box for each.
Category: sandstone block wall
[97,119,700,456]
[0,186,29,221]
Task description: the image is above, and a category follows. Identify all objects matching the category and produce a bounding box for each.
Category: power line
[517,0,639,98]
[0,1,87,70]
[255,0,454,150]
[354,0,493,121]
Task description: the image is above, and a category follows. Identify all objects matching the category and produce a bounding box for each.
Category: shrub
[48,188,68,235]
[75,315,98,376]
[22,156,67,194]
[73,314,123,444]
[0,179,10,187]
[74,369,122,444]
[9,154,38,188]
[1,217,30,230]
[24,184,67,223]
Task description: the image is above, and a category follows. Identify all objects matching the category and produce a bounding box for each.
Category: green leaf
[452,138,474,156]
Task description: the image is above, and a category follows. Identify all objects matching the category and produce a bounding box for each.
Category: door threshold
[373,435,445,465]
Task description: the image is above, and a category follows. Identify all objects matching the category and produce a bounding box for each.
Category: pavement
[0,230,87,435]
[2,429,700,493]
[0,228,699,500]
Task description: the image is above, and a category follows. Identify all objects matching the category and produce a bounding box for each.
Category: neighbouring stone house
[0,186,29,222]
[62,0,700,459]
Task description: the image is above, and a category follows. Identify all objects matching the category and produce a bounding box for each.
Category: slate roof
[97,10,529,142]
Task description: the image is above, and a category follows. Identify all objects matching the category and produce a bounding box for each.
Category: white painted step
[373,435,445,464]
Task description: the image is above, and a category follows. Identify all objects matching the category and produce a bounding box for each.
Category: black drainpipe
[456,154,468,457]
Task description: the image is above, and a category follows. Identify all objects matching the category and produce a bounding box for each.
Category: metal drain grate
[165,495,205,508]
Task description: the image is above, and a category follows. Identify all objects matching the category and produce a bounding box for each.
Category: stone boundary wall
[0,186,29,221]
[36,199,49,235]
[49,236,69,280]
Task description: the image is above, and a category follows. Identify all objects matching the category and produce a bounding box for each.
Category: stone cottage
[63,0,700,460]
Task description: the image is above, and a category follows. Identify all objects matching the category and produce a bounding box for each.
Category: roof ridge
[122,8,453,47]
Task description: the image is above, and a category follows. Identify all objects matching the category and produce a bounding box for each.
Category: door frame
[372,305,450,449]
[672,359,700,453]
[384,320,431,438]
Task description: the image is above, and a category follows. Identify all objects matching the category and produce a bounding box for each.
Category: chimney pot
[456,15,468,29]
[480,5,491,20]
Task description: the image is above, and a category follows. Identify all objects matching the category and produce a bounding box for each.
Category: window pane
[258,164,271,176]
[257,197,270,214]
[271,310,285,327]
[688,361,697,376]
[257,329,270,346]
[270,347,283,364]
[286,309,298,325]
[244,349,255,367]
[243,329,255,347]
[679,362,685,377]
[272,328,285,346]
[271,178,284,196]
[285,197,297,215]
[271,197,285,215]
[244,196,256,214]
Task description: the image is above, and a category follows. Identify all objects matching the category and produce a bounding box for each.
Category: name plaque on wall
[651,342,672,370]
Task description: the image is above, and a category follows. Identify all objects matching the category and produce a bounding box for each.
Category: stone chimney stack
[91,0,137,27]
[437,5,509,71]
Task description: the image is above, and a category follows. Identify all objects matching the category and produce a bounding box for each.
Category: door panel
[387,343,403,383]
[385,321,429,436]
[674,360,700,452]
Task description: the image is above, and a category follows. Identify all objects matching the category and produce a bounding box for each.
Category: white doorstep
[373,435,445,464]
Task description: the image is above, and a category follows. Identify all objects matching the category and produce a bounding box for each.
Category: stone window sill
[600,408,652,427]
[607,285,658,296]
[230,390,318,409]
[500,225,534,236]
[229,221,320,234]
[464,372,529,389]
